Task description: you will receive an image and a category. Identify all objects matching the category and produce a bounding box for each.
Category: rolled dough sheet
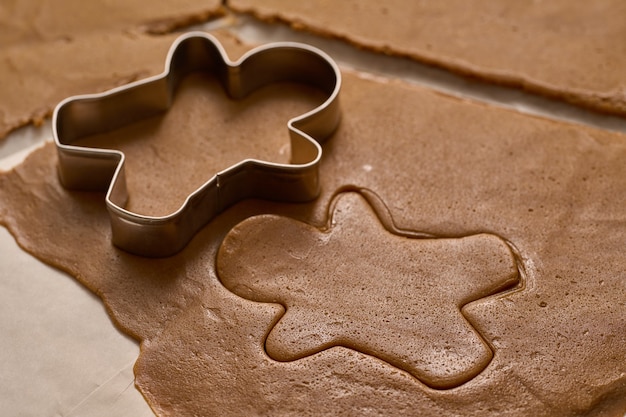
[1,31,625,415]
[229,0,626,117]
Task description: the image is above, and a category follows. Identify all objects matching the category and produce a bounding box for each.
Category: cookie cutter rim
[52,31,341,257]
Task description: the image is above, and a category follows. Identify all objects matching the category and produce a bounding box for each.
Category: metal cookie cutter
[53,32,341,257]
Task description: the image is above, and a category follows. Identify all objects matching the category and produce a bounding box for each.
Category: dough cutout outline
[217,190,524,389]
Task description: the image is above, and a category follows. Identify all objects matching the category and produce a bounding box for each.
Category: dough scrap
[0,0,224,140]
[229,0,626,117]
[1,33,625,416]
[0,0,223,46]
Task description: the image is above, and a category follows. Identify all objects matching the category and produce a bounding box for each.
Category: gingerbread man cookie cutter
[53,32,341,257]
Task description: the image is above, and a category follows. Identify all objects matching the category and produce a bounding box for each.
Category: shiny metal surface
[53,32,341,257]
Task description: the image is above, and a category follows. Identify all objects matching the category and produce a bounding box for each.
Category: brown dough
[75,73,325,217]
[0,0,224,139]
[1,33,625,416]
[229,0,626,117]
[0,32,176,140]
[217,193,521,389]
[0,0,223,46]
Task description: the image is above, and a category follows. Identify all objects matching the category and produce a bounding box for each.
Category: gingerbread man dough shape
[217,192,520,389]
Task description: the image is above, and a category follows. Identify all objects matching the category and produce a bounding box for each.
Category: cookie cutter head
[53,32,341,257]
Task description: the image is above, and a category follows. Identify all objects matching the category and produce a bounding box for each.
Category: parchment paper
[0,124,154,416]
